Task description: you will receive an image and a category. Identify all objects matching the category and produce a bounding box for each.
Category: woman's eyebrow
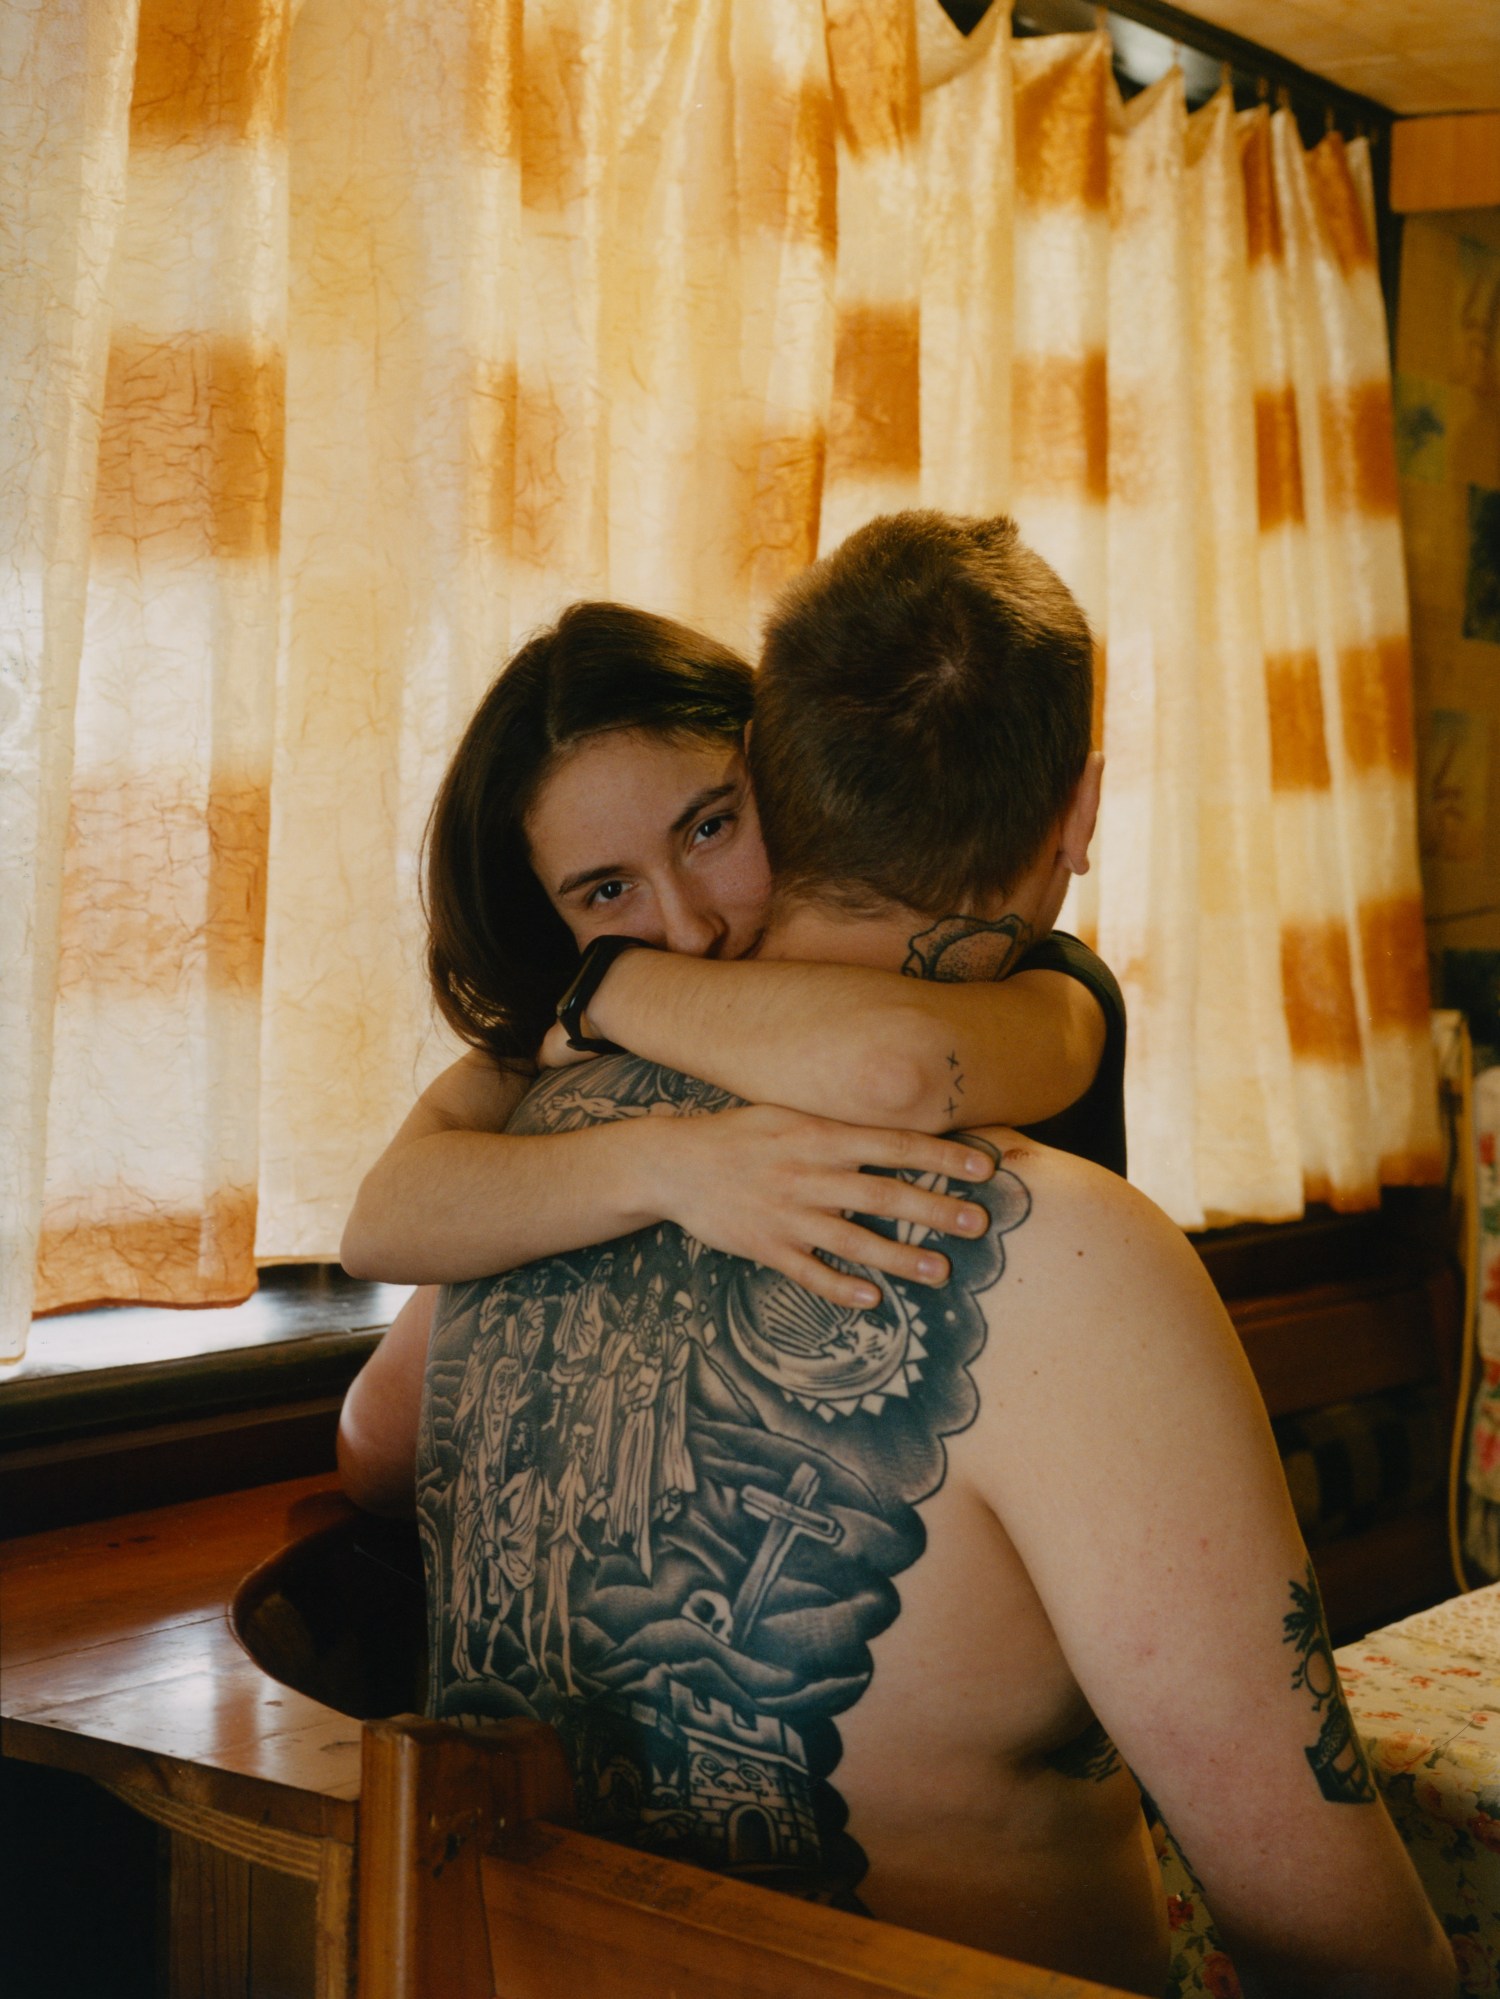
[555,859,628,899]
[669,781,737,836]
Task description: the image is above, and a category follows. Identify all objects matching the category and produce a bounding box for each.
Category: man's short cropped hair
[751,511,1094,914]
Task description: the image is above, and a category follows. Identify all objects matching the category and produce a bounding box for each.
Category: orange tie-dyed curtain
[3,0,1439,1352]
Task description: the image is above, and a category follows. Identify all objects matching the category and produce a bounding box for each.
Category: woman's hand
[652,1103,996,1309]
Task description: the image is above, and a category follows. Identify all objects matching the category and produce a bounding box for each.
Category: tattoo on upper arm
[902,913,1034,984]
[416,1054,1032,1901]
[1283,1563,1376,1803]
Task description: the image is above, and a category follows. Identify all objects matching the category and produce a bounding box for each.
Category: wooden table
[0,1475,364,1998]
[1336,1584,1500,1997]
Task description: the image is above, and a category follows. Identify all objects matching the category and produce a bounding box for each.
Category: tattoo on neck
[903,914,1034,984]
[1283,1563,1376,1804]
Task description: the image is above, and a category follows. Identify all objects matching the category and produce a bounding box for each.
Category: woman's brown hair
[424,602,754,1067]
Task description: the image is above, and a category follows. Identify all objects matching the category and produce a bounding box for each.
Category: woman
[339,602,1116,1511]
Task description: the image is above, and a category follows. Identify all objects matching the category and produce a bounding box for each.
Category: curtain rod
[941,1,1394,143]
[1102,0,1394,138]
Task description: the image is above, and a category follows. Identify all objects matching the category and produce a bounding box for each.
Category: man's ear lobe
[1061,752,1104,875]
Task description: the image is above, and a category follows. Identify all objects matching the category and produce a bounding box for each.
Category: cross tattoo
[944,1096,960,1120]
[732,1463,844,1642]
[945,1051,960,1072]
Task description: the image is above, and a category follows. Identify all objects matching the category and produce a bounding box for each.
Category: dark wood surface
[0,1397,349,1539]
[0,1474,362,1841]
[1231,1266,1455,1421]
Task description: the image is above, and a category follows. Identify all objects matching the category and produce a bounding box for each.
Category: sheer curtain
[2,0,1439,1353]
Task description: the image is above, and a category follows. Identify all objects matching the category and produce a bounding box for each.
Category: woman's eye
[588,879,627,907]
[691,813,733,846]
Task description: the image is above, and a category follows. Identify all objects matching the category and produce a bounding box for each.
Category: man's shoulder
[508,1054,743,1135]
[963,1128,1209,1332]
[968,1124,1130,1210]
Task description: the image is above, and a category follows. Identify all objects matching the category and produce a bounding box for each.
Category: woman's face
[524,729,772,959]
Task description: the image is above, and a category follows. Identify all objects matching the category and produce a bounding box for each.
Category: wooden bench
[358,1714,1132,1999]
[0,1475,1133,1998]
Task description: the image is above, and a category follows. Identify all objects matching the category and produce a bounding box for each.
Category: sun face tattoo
[417,1055,1031,1901]
[903,913,1034,985]
[1283,1563,1376,1804]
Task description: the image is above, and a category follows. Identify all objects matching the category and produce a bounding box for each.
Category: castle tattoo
[903,913,1034,985]
[417,1055,1031,1902]
[1283,1563,1376,1804]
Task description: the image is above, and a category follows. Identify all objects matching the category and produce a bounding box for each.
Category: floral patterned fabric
[1465,1069,1500,1579]
[1156,1582,1500,1999]
[1338,1588,1500,1995]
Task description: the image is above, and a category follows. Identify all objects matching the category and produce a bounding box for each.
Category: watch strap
[556,934,659,1053]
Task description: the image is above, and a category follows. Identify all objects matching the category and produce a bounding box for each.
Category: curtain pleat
[1272,113,1440,1199]
[1096,75,1203,1223]
[820,0,923,550]
[3,0,1443,1339]
[1273,117,1439,1194]
[1010,33,1109,953]
[918,1,1011,515]
[30,0,286,1314]
[1185,91,1301,1226]
[730,0,836,632]
[258,0,518,1260]
[1,0,141,1346]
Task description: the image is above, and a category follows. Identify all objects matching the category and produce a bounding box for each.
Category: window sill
[1,1268,412,1537]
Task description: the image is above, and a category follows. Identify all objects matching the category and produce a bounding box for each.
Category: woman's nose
[658,883,725,958]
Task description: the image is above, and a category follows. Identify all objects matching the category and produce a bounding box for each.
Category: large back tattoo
[417,1056,1030,1900]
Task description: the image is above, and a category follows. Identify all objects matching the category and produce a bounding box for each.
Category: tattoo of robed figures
[417,1054,1032,1900]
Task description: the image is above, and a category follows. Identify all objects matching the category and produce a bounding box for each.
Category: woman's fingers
[813,1216,952,1288]
[772,1248,884,1311]
[827,1172,987,1242]
[761,1218,955,1306]
[840,1127,994,1183]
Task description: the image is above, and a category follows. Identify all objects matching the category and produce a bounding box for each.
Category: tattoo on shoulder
[416,1053,1032,1901]
[1283,1563,1376,1804]
[1043,1716,1122,1785]
[903,913,1034,984]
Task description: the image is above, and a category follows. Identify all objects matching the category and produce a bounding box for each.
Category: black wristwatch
[555,935,660,1053]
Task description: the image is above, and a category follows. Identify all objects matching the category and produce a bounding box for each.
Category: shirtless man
[417,513,1453,1998]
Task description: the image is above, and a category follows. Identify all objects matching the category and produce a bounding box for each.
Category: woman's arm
[341,1049,996,1306]
[571,951,1107,1132]
[337,1284,435,1517]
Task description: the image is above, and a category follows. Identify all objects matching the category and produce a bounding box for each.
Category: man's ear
[1060,752,1104,876]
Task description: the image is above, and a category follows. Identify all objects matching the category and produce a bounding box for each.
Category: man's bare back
[417,1055,1449,1996]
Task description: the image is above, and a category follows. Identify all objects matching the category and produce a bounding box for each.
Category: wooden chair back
[355,1715,1135,1999]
